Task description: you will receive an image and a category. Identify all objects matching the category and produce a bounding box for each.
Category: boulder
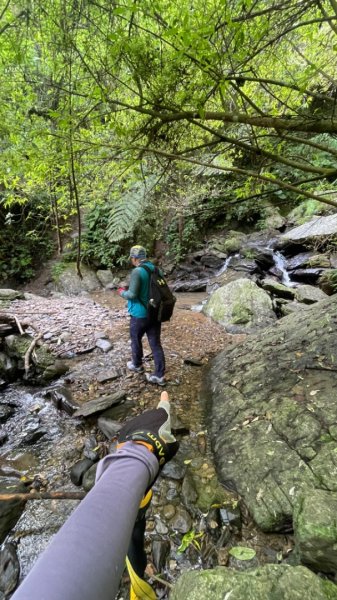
[53,263,101,295]
[170,564,337,600]
[95,270,119,288]
[203,278,276,333]
[282,214,337,242]
[294,489,337,573]
[0,290,24,301]
[207,294,337,533]
[294,285,328,304]
[261,278,296,300]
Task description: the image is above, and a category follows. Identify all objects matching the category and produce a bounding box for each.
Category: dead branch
[0,491,86,502]
[14,315,24,334]
[24,333,43,376]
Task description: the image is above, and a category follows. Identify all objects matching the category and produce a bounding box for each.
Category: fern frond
[106,176,157,242]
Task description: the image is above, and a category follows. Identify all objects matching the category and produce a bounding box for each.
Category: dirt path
[11,290,241,427]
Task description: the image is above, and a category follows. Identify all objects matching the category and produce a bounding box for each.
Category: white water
[273,251,295,287]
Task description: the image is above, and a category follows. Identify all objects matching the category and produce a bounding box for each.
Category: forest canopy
[1,0,337,279]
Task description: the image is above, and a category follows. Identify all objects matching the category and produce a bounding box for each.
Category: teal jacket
[121,260,155,318]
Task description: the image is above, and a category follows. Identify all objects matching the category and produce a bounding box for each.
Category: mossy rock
[170,563,337,600]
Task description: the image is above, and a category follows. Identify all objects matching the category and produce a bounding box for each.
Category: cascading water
[273,251,295,287]
[215,254,239,276]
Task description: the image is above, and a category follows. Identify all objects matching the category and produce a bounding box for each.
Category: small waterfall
[273,251,294,287]
[216,254,239,276]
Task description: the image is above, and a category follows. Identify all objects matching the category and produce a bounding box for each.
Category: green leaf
[228,546,256,561]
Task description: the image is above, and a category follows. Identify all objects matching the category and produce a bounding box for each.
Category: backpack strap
[138,264,153,310]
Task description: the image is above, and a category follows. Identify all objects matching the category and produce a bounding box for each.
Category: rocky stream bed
[3,216,337,598]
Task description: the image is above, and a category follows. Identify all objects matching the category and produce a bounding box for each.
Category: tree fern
[106,176,157,242]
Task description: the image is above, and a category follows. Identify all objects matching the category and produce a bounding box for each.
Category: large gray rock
[294,285,328,304]
[294,489,337,573]
[53,263,101,295]
[282,214,337,241]
[0,289,24,301]
[203,278,276,333]
[170,564,337,600]
[207,294,337,533]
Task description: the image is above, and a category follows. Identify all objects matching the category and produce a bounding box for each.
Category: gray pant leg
[11,443,159,600]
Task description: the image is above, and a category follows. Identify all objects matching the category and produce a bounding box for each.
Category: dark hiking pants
[130,316,165,378]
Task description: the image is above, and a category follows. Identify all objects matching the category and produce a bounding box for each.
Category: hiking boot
[127,361,144,374]
[145,373,165,386]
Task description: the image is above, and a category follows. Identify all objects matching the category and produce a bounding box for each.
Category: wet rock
[73,390,126,418]
[0,478,27,544]
[20,427,47,446]
[70,458,95,486]
[0,404,15,423]
[0,352,17,381]
[169,507,192,533]
[200,255,224,269]
[152,539,170,572]
[290,268,324,284]
[0,430,8,446]
[95,338,113,353]
[172,279,209,293]
[254,250,275,269]
[82,463,98,492]
[97,417,122,440]
[219,505,241,529]
[260,278,296,300]
[294,285,328,304]
[203,278,276,333]
[83,436,100,461]
[0,378,7,390]
[287,252,318,270]
[181,473,198,510]
[161,460,186,481]
[155,519,169,535]
[0,543,20,597]
[170,563,337,600]
[44,386,79,415]
[100,398,136,421]
[294,489,337,573]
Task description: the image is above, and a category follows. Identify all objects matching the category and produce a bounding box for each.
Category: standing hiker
[118,245,166,386]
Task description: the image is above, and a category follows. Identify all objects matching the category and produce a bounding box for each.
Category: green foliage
[50,260,68,281]
[166,215,201,261]
[1,0,337,278]
[177,530,204,554]
[228,546,256,561]
[0,196,54,283]
[81,204,126,268]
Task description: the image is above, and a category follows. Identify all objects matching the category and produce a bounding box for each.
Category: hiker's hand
[117,287,126,296]
[118,391,179,468]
